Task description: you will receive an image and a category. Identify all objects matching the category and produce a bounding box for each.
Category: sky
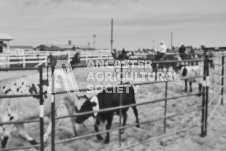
[0,0,226,50]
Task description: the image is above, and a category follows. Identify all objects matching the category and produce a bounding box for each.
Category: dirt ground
[0,65,225,151]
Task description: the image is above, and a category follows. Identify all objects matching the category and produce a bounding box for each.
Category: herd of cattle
[0,47,214,149]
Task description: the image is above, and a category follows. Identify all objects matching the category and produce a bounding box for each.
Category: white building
[0,33,13,53]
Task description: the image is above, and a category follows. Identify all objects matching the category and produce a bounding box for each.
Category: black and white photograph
[0,0,226,151]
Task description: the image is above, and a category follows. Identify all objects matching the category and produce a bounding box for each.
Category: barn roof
[0,33,13,41]
[34,44,76,51]
[10,45,33,50]
[51,44,76,50]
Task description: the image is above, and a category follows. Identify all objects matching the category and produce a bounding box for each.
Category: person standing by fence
[179,44,186,60]
[156,41,167,61]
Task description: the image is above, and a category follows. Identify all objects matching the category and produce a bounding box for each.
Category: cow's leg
[105,115,113,144]
[1,120,15,148]
[94,115,103,140]
[189,81,192,92]
[43,116,53,144]
[198,83,202,96]
[184,80,188,92]
[64,102,78,136]
[16,124,38,145]
[132,106,140,128]
[120,113,127,134]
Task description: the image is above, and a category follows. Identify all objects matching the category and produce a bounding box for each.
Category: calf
[76,85,140,144]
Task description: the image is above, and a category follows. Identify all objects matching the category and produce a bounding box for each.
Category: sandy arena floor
[0,66,225,151]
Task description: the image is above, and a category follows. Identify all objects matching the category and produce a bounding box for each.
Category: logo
[49,58,181,94]
[52,60,79,94]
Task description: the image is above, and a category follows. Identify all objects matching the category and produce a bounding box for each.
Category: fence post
[129,60,132,73]
[39,67,44,151]
[138,60,140,74]
[23,55,26,68]
[155,62,158,81]
[144,60,146,72]
[45,56,48,66]
[201,49,207,137]
[221,55,225,105]
[86,55,88,64]
[118,61,123,147]
[164,76,168,134]
[51,66,56,151]
[68,51,70,64]
[6,56,9,68]
[205,49,209,136]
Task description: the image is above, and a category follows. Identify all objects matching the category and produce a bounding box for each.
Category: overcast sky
[0,0,226,49]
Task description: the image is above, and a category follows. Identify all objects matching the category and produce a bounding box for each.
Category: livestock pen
[0,47,225,151]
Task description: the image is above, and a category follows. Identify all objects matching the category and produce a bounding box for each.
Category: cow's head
[76,95,97,124]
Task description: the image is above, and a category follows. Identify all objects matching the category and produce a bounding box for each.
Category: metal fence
[0,48,225,151]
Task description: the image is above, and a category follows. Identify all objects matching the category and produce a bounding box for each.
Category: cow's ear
[77,95,89,100]
[83,95,89,99]
[90,102,97,107]
[76,95,81,99]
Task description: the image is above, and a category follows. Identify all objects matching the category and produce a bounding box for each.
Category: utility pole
[171,32,173,49]
[153,40,155,50]
[111,18,114,52]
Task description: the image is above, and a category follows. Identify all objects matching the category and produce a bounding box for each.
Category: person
[0,42,3,53]
[121,48,128,60]
[156,41,167,61]
[122,48,127,55]
[178,44,186,60]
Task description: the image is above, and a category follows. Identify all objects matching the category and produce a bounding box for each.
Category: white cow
[0,68,80,148]
[180,64,203,94]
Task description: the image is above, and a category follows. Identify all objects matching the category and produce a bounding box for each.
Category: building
[76,45,95,51]
[10,45,34,51]
[35,44,95,51]
[0,33,13,53]
[34,44,77,51]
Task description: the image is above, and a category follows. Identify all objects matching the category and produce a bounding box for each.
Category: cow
[179,60,214,96]
[0,69,80,148]
[179,47,214,95]
[180,64,203,95]
[75,85,140,144]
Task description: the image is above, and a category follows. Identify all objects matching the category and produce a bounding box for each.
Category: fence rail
[0,50,113,68]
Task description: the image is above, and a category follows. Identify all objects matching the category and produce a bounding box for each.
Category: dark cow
[76,85,140,144]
